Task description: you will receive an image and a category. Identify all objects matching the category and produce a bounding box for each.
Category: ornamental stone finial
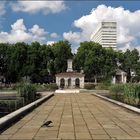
[67,59,73,72]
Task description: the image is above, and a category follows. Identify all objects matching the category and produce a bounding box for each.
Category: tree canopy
[0,41,72,84]
[0,40,140,84]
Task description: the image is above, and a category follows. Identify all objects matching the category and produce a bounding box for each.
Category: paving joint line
[91,93,140,137]
[86,94,113,139]
[71,94,76,140]
[33,95,58,139]
[75,94,93,140]
[57,94,66,139]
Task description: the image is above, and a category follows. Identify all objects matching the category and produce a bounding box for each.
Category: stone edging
[92,92,140,114]
[0,93,54,131]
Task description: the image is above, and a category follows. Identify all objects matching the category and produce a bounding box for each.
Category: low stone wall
[0,93,54,132]
[92,92,140,114]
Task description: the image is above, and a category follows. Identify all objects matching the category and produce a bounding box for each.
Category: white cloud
[63,5,140,51]
[135,46,140,53]
[29,24,47,42]
[11,19,26,31]
[119,43,140,53]
[50,32,59,38]
[47,41,55,45]
[11,1,66,15]
[0,19,48,43]
[63,31,81,43]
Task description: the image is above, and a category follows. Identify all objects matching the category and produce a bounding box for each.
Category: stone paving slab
[0,93,140,140]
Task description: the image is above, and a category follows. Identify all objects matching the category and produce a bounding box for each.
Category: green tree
[120,49,140,82]
[52,40,73,73]
[0,43,10,81]
[74,41,118,82]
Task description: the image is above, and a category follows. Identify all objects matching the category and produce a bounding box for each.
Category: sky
[0,1,140,53]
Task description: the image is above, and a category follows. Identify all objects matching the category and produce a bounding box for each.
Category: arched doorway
[68,78,71,88]
[60,78,65,88]
[75,78,80,88]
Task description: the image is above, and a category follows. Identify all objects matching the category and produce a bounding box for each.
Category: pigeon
[41,120,53,127]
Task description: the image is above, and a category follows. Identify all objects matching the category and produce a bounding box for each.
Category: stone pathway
[0,93,140,140]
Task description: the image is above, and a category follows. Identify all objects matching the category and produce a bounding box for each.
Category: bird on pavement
[41,120,53,127]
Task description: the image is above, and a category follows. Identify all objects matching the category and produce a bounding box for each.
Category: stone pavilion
[55,59,84,89]
[112,69,127,84]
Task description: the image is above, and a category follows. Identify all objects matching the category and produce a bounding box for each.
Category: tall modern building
[90,21,117,50]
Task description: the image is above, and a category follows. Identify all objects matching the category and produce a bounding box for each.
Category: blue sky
[0,1,140,52]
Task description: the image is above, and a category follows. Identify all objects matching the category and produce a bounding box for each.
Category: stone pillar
[71,77,75,88]
[112,76,116,84]
[64,78,68,88]
[124,75,127,83]
[56,77,59,87]
[121,72,124,83]
[80,77,84,88]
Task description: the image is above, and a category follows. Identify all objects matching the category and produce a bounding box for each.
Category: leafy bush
[110,84,124,94]
[44,83,58,91]
[18,83,37,104]
[35,83,58,92]
[34,84,46,92]
[96,82,111,90]
[123,84,140,106]
[109,83,140,106]
[84,83,96,90]
[109,84,124,101]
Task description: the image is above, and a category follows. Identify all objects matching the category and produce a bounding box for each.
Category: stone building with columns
[55,59,85,89]
[112,69,127,84]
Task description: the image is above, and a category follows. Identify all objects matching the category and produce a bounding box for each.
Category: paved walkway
[0,93,140,140]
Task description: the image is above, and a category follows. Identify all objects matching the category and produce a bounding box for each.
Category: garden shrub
[18,83,37,104]
[110,84,124,94]
[109,83,140,106]
[84,83,96,90]
[44,83,58,91]
[35,83,58,92]
[96,82,111,90]
[109,84,124,101]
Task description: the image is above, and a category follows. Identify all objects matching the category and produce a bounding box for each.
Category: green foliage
[35,83,58,92]
[118,49,140,82]
[73,41,117,82]
[123,84,140,105]
[110,84,124,94]
[18,83,37,104]
[44,83,58,91]
[95,79,112,90]
[0,41,140,85]
[96,83,110,90]
[52,40,73,73]
[110,83,140,106]
[0,98,24,117]
[109,84,124,101]
[0,41,72,84]
[84,83,96,90]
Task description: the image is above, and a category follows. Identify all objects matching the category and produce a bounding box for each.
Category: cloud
[29,24,47,42]
[11,1,66,15]
[63,31,81,43]
[0,19,48,43]
[47,41,55,45]
[50,32,59,38]
[11,18,26,31]
[63,5,140,52]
